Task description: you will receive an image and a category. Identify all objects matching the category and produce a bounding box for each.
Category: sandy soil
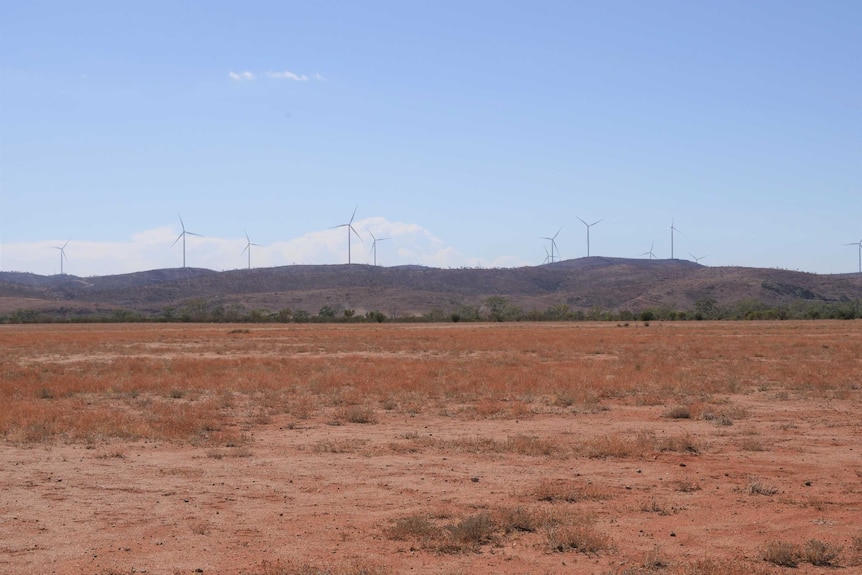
[3,396,860,574]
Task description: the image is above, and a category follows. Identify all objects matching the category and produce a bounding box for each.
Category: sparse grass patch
[532,478,611,502]
[801,539,841,566]
[673,479,701,493]
[738,437,765,451]
[746,478,779,496]
[386,511,497,554]
[311,438,368,453]
[545,523,611,554]
[339,404,378,424]
[250,559,388,575]
[762,540,800,567]
[663,405,691,419]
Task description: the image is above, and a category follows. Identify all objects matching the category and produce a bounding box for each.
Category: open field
[1,321,861,574]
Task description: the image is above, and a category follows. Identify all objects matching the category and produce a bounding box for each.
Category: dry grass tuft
[663,405,691,419]
[545,523,611,554]
[761,540,800,567]
[339,405,378,424]
[801,539,842,566]
[386,511,497,554]
[532,478,611,502]
[250,559,388,575]
[745,478,778,496]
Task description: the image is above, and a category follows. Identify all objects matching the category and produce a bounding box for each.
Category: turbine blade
[171,233,183,247]
[349,204,358,224]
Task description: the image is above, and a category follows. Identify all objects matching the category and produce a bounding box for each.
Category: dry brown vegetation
[1,321,861,574]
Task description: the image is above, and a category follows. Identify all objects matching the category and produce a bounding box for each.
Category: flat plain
[1,321,860,575]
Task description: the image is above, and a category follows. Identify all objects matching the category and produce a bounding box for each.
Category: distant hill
[1,258,860,320]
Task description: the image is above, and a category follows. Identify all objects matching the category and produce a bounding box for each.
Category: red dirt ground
[1,322,860,574]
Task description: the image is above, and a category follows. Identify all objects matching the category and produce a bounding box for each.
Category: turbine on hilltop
[332,205,362,264]
[541,228,561,264]
[641,241,656,260]
[171,214,203,268]
[242,231,263,270]
[53,239,70,275]
[369,230,390,267]
[576,216,603,257]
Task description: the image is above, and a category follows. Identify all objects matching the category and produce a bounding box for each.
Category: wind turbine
[576,217,603,257]
[368,230,390,267]
[641,241,656,260]
[845,239,862,273]
[171,213,203,268]
[332,205,362,264]
[670,219,682,259]
[543,245,551,265]
[242,231,263,270]
[689,252,708,264]
[540,228,561,264]
[53,240,69,275]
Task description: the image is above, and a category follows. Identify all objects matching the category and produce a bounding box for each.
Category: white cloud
[0,218,527,277]
[228,71,255,81]
[265,70,309,81]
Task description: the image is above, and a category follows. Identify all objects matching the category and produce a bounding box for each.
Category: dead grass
[532,478,612,502]
[746,478,779,496]
[3,322,860,447]
[761,539,842,567]
[386,511,497,553]
[250,559,389,575]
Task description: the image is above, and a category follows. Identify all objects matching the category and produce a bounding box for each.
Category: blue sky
[1,1,860,276]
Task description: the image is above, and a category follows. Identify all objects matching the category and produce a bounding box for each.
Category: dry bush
[386,512,497,554]
[738,437,766,451]
[746,479,779,496]
[801,539,841,566]
[504,434,560,456]
[849,533,862,566]
[342,404,378,424]
[639,497,679,515]
[493,506,537,533]
[663,405,691,419]
[577,431,699,458]
[676,558,772,575]
[251,559,388,575]
[387,514,438,542]
[761,540,800,567]
[440,512,496,553]
[673,479,701,493]
[545,524,611,554]
[578,431,654,458]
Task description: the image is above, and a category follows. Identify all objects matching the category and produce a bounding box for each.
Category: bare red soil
[1,322,860,574]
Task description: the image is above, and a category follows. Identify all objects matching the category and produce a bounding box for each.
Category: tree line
[2,296,859,324]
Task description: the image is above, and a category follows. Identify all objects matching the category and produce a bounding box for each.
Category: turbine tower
[540,228,562,264]
[242,231,263,270]
[171,213,202,268]
[53,240,69,275]
[576,216,603,257]
[641,241,656,260]
[670,219,682,259]
[845,239,862,273]
[369,230,390,267]
[332,205,362,264]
